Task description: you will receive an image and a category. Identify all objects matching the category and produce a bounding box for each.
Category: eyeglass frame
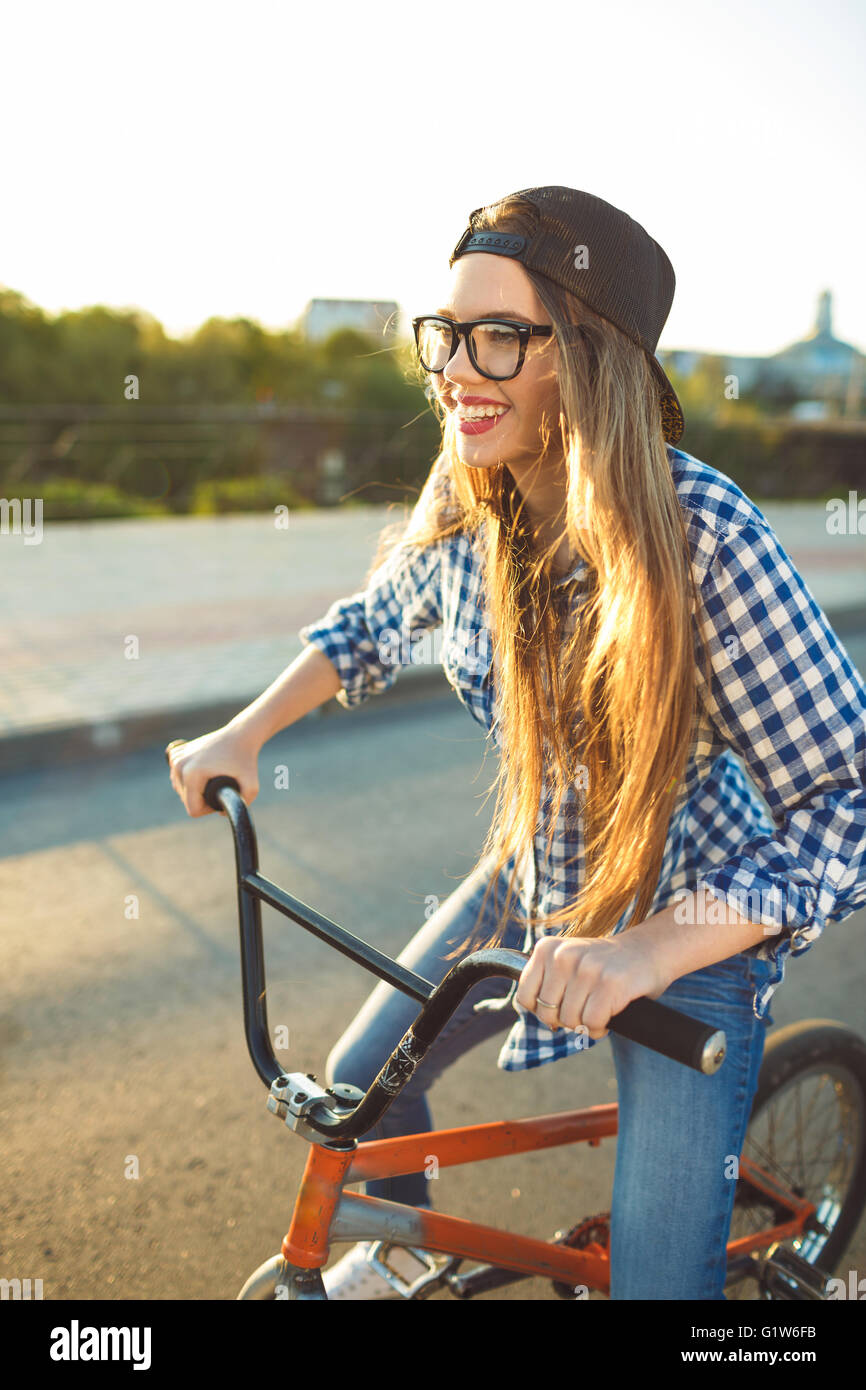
[411,314,554,382]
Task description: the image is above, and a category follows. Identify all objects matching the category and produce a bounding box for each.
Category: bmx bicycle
[166,746,866,1300]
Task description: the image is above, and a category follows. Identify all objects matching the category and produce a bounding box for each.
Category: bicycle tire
[728,1019,866,1299]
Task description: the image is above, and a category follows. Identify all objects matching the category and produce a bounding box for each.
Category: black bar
[243,871,434,1004]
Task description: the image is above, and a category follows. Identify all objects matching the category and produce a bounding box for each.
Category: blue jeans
[325,849,776,1300]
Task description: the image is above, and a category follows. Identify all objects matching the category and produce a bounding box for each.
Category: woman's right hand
[166,723,260,817]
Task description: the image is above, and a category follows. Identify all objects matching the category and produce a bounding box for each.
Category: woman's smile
[457,412,509,435]
[454,393,513,435]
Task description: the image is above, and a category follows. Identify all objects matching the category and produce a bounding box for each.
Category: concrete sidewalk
[1,498,864,774]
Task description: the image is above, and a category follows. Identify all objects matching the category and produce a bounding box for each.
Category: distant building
[660,292,865,414]
[300,298,400,343]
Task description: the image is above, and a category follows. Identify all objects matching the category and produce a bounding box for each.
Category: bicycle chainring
[551,1212,610,1299]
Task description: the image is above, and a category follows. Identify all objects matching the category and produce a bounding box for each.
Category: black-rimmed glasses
[412,315,554,382]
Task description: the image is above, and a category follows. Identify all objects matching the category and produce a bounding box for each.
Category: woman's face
[425,253,562,471]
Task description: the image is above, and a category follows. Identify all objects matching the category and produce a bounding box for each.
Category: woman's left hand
[516,933,671,1039]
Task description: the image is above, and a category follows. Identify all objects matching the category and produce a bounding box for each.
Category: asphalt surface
[1,684,864,1302]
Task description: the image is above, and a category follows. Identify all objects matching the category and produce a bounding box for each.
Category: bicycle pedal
[758,1243,832,1301]
[366,1242,455,1299]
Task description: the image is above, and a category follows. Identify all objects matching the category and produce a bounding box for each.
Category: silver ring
[536,996,558,1009]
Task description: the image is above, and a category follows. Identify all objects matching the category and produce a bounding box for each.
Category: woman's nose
[442,335,485,389]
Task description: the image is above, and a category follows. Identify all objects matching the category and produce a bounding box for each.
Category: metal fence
[0,404,441,509]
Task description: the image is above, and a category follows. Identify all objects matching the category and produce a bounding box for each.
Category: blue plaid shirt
[299,448,866,1071]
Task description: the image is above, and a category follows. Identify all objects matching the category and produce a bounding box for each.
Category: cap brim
[648,354,685,445]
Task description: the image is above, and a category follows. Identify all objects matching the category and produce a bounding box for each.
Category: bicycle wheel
[727,1020,866,1300]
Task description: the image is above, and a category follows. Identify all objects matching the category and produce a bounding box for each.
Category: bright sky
[2,0,864,358]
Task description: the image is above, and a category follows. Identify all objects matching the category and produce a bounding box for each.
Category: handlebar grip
[475,975,723,1072]
[165,741,241,813]
[202,776,241,811]
[608,995,726,1074]
[424,950,725,1076]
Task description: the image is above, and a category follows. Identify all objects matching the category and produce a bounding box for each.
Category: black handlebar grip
[165,744,241,813]
[202,775,242,812]
[609,996,726,1075]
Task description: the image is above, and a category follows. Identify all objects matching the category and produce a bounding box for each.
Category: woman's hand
[166,723,260,818]
[516,932,671,1039]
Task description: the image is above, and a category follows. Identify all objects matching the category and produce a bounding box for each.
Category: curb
[0,665,452,777]
[3,603,865,779]
[824,604,866,634]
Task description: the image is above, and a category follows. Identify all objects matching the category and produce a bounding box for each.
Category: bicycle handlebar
[165,747,727,1142]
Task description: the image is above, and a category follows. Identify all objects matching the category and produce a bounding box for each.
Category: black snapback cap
[449,186,685,445]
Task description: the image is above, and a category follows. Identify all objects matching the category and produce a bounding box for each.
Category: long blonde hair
[370,193,712,956]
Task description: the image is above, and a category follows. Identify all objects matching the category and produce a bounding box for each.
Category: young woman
[167,186,866,1300]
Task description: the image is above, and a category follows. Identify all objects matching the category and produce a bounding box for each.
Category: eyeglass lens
[417,320,521,379]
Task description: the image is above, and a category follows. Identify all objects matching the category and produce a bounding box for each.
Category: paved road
[0,690,863,1301]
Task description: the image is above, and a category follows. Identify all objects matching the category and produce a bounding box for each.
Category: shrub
[2,479,167,519]
[191,474,314,514]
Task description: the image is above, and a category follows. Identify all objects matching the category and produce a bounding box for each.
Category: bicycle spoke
[728,1054,866,1301]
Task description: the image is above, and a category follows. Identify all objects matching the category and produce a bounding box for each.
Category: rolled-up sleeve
[694,519,866,978]
[298,536,443,708]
